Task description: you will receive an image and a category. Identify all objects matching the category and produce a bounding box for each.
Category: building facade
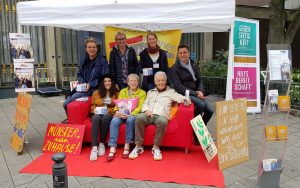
[0,0,214,88]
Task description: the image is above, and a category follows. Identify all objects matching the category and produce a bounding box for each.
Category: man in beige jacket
[129,71,191,160]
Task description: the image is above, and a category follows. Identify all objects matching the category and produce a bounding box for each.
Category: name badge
[153,63,159,69]
[143,68,153,76]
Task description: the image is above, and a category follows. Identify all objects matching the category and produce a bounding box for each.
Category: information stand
[257,44,292,188]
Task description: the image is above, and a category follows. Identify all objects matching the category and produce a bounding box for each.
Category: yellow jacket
[114,87,146,116]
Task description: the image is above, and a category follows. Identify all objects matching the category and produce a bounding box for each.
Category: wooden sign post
[42,123,85,155]
[216,99,249,170]
[9,92,32,154]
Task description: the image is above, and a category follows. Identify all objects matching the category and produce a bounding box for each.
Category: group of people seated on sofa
[63,31,214,162]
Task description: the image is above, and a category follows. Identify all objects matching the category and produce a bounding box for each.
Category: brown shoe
[122,149,129,159]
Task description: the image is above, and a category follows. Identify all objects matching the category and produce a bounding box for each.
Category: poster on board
[268,50,291,81]
[216,99,249,170]
[226,17,261,113]
[9,33,35,92]
[13,62,35,92]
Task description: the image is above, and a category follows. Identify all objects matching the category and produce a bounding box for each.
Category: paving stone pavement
[0,95,299,188]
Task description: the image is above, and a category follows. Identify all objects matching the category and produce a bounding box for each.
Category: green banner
[234,20,256,56]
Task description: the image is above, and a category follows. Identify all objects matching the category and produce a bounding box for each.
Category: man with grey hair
[129,71,191,161]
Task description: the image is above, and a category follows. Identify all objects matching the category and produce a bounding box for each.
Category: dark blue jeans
[63,90,93,115]
[190,96,214,125]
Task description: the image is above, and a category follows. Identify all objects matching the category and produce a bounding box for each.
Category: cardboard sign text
[216,99,249,170]
[42,123,85,155]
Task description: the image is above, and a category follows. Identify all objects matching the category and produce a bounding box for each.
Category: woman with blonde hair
[109,30,139,89]
[139,32,169,92]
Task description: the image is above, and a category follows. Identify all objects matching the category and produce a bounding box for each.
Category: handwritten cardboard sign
[42,123,85,155]
[216,99,249,170]
[10,93,32,154]
[190,115,218,162]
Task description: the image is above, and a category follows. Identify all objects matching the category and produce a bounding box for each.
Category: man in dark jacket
[63,38,109,115]
[109,31,139,89]
[171,44,213,125]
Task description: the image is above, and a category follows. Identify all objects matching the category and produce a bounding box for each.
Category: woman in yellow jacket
[107,74,146,161]
[90,75,119,161]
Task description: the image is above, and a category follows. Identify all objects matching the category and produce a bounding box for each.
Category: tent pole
[17,24,22,33]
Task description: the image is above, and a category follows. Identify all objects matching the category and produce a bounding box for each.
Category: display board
[257,44,292,187]
[226,17,261,113]
[9,33,35,93]
[216,99,249,170]
[9,93,32,154]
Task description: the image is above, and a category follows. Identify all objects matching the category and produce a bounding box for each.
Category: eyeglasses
[116,38,126,41]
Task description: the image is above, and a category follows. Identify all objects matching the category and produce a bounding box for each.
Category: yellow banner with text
[9,92,32,154]
[105,26,182,67]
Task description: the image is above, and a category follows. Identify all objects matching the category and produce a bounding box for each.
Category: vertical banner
[216,99,249,170]
[9,33,35,92]
[105,26,182,67]
[226,17,261,113]
[9,93,32,154]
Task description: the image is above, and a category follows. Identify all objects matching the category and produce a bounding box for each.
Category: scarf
[147,45,160,54]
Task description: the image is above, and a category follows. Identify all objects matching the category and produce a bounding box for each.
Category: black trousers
[91,114,112,146]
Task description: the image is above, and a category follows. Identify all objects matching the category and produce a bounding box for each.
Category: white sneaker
[90,147,98,161]
[128,146,144,160]
[98,143,105,156]
[152,148,162,161]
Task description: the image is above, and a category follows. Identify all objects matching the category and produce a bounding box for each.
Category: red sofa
[68,97,194,152]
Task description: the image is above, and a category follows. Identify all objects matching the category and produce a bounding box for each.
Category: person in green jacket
[107,74,146,161]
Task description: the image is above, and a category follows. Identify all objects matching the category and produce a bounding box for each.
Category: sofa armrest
[68,97,91,124]
[177,103,194,123]
[176,103,194,140]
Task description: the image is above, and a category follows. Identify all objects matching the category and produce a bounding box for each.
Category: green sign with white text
[234,20,256,56]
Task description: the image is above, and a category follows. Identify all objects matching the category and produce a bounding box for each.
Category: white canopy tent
[17,0,235,33]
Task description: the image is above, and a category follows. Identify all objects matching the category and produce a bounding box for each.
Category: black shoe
[193,132,200,145]
[61,119,68,124]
